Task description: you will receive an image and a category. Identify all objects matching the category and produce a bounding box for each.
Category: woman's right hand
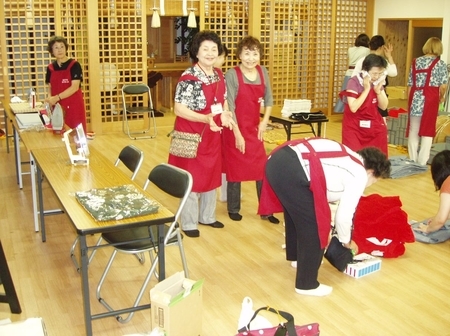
[45,95,59,106]
[235,133,245,153]
[363,74,371,91]
[206,114,222,132]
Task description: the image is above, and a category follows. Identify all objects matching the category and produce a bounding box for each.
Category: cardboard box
[386,86,408,100]
[150,272,203,336]
[0,317,47,335]
[344,253,381,278]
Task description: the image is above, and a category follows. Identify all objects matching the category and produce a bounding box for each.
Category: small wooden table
[31,146,175,336]
[151,62,189,111]
[263,107,329,140]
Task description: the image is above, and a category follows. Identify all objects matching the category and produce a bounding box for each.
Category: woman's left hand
[374,80,384,93]
[257,121,268,141]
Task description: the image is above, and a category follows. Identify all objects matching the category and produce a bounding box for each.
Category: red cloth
[388,107,407,118]
[352,194,415,258]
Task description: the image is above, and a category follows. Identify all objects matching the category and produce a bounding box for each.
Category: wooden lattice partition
[97,0,147,125]
[60,0,91,124]
[203,0,249,72]
[1,1,55,106]
[203,0,369,113]
[332,0,370,113]
[0,0,371,136]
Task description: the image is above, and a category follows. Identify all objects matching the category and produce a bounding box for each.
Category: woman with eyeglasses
[340,54,389,155]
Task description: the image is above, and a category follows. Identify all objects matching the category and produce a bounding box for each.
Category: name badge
[211,103,223,115]
[360,120,371,128]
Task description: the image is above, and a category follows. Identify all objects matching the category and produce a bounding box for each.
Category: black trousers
[266,146,324,289]
[227,180,262,214]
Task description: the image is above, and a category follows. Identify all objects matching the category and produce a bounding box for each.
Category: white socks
[295,284,332,297]
[290,260,323,268]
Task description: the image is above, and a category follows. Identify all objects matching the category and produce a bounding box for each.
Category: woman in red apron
[45,36,87,132]
[259,138,391,296]
[407,37,448,166]
[168,31,234,238]
[340,54,389,155]
[222,36,279,224]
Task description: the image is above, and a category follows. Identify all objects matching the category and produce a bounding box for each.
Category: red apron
[406,57,440,137]
[49,59,87,132]
[168,70,225,193]
[258,138,364,249]
[222,65,267,182]
[340,83,388,155]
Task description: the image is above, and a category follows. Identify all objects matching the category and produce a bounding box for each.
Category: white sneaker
[295,284,332,297]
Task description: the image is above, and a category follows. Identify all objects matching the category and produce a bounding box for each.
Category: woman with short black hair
[340,54,389,155]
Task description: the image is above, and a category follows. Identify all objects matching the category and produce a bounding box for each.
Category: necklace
[196,63,216,84]
[197,63,214,76]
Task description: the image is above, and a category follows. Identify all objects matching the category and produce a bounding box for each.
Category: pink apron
[340,83,388,155]
[222,65,267,182]
[406,57,440,137]
[48,59,87,132]
[168,70,225,193]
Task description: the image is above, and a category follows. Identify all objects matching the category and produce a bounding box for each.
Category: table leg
[13,129,22,189]
[36,165,46,242]
[79,235,93,336]
[282,123,292,141]
[317,122,325,137]
[4,110,10,154]
[30,153,39,232]
[158,224,165,281]
[0,241,21,314]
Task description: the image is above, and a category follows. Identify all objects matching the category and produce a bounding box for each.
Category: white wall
[373,0,450,63]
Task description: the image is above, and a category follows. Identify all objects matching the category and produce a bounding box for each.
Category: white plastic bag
[51,103,64,132]
[237,297,272,331]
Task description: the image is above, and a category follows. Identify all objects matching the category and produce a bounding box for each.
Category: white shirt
[346,46,370,77]
[289,139,368,244]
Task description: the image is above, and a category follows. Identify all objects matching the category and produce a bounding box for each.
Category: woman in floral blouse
[168,30,235,238]
[407,37,448,166]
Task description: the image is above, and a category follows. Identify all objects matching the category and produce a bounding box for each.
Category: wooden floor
[0,115,449,336]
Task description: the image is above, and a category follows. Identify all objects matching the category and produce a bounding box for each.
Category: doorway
[378,19,443,86]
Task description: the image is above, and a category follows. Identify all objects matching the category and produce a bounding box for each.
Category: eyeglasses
[368,71,386,78]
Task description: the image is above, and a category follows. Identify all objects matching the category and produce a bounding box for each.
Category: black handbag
[324,236,354,272]
[289,112,326,121]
